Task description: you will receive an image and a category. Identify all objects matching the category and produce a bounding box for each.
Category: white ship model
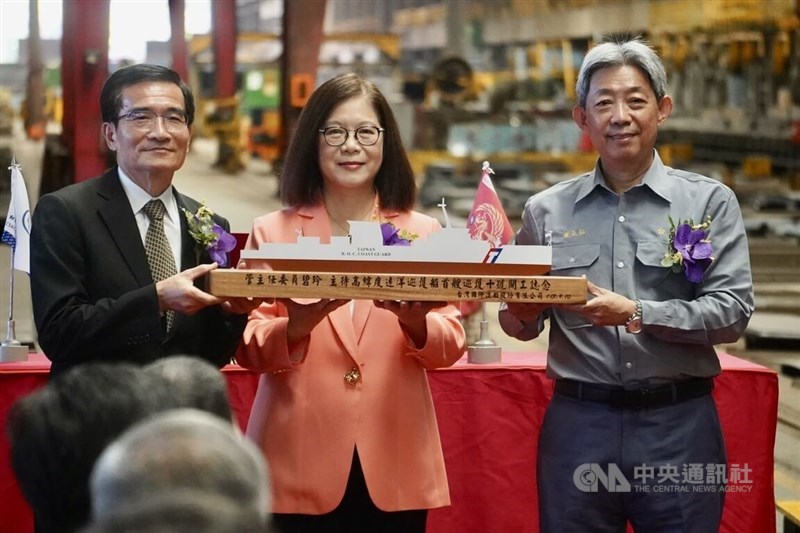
[240,202,552,276]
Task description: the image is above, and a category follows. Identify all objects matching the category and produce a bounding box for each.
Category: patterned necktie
[142,199,177,331]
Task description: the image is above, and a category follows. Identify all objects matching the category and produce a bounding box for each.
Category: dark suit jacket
[30,168,246,374]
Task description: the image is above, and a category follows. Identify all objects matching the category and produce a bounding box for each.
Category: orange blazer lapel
[352,299,372,345]
[327,304,359,362]
[296,205,362,361]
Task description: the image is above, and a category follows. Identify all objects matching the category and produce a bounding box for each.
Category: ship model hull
[248,258,551,277]
[209,218,586,303]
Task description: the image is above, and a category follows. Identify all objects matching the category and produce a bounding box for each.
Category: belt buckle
[621,387,651,409]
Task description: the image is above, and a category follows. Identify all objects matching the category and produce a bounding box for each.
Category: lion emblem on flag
[468,203,506,247]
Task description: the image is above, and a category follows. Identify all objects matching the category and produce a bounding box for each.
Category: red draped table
[0,352,778,533]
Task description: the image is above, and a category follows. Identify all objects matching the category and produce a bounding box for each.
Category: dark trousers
[272,451,428,533]
[538,393,726,533]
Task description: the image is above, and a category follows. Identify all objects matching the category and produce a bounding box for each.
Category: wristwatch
[625,299,643,334]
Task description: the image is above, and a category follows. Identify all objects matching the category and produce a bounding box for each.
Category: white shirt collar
[117,167,178,223]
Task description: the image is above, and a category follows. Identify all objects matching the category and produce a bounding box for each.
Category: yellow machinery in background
[199,96,245,173]
[241,68,281,165]
[248,108,281,163]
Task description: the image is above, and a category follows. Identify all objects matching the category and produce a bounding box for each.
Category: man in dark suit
[30,64,258,374]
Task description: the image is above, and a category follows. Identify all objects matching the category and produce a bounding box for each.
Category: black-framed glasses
[117,109,188,132]
[318,126,384,146]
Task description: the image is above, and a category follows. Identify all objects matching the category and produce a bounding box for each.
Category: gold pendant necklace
[324,195,380,234]
[326,208,351,233]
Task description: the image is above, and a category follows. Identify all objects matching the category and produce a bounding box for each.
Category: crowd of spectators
[6,356,273,532]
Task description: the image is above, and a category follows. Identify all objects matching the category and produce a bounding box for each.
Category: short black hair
[100,63,195,125]
[6,363,177,532]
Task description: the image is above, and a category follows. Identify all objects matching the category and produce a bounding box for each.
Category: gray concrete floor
[2,132,797,529]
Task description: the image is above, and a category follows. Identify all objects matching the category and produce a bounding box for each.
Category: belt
[554,377,713,410]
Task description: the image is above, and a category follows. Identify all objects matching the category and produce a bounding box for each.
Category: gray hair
[90,409,270,522]
[81,490,265,533]
[145,355,232,422]
[575,37,667,108]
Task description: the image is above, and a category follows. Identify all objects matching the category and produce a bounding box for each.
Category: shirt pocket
[635,240,665,268]
[551,243,600,276]
[550,243,599,329]
[635,239,693,300]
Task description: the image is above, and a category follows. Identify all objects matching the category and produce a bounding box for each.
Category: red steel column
[212,0,237,98]
[25,0,46,139]
[168,0,188,81]
[61,0,110,182]
[280,0,327,156]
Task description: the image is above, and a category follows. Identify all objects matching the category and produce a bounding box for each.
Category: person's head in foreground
[80,489,268,533]
[144,354,233,422]
[7,363,175,532]
[90,408,270,523]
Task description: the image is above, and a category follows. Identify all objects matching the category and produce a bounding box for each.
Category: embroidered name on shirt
[563,229,586,239]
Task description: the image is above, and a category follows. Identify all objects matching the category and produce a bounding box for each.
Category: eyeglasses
[318,126,384,146]
[117,109,188,132]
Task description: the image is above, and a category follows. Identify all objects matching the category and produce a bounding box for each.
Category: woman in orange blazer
[237,73,466,533]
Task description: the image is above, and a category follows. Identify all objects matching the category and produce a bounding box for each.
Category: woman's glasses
[318,126,384,146]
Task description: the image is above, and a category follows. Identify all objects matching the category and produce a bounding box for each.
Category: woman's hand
[374,300,446,348]
[220,297,273,315]
[282,298,349,346]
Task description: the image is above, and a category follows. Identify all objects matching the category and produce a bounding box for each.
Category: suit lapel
[352,299,372,344]
[350,210,400,347]
[297,204,330,242]
[295,205,364,361]
[350,209,398,345]
[170,191,206,338]
[174,191,201,269]
[328,305,359,362]
[95,170,152,286]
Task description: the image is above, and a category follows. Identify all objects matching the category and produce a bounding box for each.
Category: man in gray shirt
[500,38,753,532]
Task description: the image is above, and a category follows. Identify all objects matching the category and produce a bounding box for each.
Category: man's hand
[499,302,552,339]
[566,280,637,327]
[156,263,223,315]
[504,302,551,322]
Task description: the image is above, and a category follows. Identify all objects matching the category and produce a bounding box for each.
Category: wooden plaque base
[209,269,587,303]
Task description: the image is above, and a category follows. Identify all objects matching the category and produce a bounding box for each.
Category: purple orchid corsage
[207,225,238,265]
[661,216,714,283]
[380,222,418,246]
[181,203,237,267]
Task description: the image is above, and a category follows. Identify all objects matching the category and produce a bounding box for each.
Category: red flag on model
[462,161,514,322]
[466,161,513,247]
